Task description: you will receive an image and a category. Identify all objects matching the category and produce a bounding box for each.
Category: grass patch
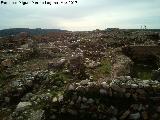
[0,72,7,82]
[99,59,112,74]
[89,58,112,80]
[137,72,152,80]
[0,72,8,89]
[131,63,157,80]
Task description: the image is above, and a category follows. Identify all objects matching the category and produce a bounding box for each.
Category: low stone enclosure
[7,75,160,120]
[5,46,160,120]
[64,77,160,120]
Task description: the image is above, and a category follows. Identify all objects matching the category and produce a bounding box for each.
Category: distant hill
[0,28,67,37]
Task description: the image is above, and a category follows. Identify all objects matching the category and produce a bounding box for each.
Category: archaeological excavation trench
[122,45,160,80]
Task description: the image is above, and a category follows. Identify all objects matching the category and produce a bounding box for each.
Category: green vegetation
[132,64,157,80]
[50,72,71,81]
[0,72,7,82]
[0,72,8,89]
[137,71,152,80]
[98,59,112,75]
[89,58,112,79]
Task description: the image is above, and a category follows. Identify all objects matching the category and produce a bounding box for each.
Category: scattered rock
[48,58,66,70]
[129,112,140,120]
[68,84,75,91]
[80,79,90,85]
[52,97,58,103]
[108,105,118,116]
[120,110,130,120]
[58,95,63,102]
[100,88,107,95]
[16,102,32,111]
[87,98,94,104]
[68,109,78,116]
[4,97,10,103]
[82,97,88,103]
[30,109,45,120]
[101,82,108,88]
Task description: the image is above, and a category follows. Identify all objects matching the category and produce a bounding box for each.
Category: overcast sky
[0,0,160,31]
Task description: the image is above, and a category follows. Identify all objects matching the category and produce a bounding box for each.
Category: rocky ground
[0,29,160,120]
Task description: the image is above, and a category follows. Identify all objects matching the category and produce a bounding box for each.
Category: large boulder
[16,102,32,111]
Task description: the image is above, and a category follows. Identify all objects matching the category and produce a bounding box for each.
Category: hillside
[0,28,67,37]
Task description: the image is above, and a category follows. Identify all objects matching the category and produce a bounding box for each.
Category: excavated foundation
[122,45,160,79]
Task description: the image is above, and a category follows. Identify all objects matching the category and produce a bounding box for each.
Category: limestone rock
[30,109,45,120]
[100,89,107,95]
[52,97,58,103]
[68,84,75,91]
[129,112,140,120]
[120,110,130,120]
[16,102,32,111]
